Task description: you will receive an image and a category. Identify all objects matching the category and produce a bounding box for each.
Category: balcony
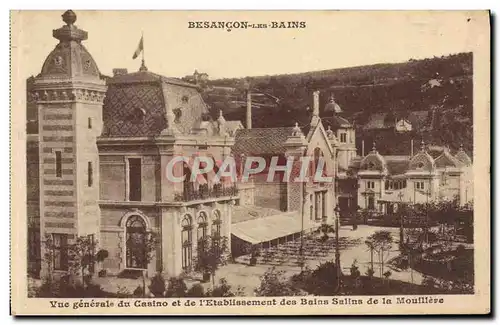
[174,184,239,202]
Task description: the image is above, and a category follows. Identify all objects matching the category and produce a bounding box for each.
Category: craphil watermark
[165,155,333,183]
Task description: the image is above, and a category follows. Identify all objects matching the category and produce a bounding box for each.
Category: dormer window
[181,95,189,104]
[417,162,424,169]
[340,133,347,143]
[129,107,146,123]
[367,162,375,170]
[173,108,182,123]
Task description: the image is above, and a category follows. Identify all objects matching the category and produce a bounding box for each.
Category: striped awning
[232,212,302,244]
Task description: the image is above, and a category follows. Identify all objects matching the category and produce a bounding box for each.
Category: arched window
[197,212,208,250]
[309,194,314,220]
[181,215,193,271]
[183,163,194,200]
[126,215,147,269]
[311,148,326,182]
[212,210,222,254]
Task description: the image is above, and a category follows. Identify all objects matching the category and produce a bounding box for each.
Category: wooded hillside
[199,52,473,155]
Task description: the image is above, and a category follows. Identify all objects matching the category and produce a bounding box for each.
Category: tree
[367,230,394,278]
[141,231,159,295]
[255,267,302,296]
[39,234,109,297]
[194,235,229,286]
[364,238,375,271]
[67,235,99,287]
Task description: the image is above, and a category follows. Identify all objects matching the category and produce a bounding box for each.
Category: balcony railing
[174,184,239,202]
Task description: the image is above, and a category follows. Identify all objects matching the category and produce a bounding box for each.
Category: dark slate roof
[347,155,410,176]
[102,81,167,137]
[455,150,472,166]
[329,115,352,129]
[435,151,461,168]
[102,70,207,137]
[385,156,410,175]
[233,127,295,156]
[108,70,198,88]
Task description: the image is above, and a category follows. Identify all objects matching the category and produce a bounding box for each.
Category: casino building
[27,10,239,278]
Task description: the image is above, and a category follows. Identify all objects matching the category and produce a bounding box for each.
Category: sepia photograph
[10,9,490,315]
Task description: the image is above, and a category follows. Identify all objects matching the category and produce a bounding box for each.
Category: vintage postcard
[10,10,490,315]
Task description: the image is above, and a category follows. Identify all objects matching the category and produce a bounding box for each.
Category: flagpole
[141,31,145,65]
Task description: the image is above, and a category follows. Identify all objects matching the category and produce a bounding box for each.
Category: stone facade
[26,11,237,278]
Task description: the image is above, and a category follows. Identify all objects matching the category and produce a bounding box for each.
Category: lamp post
[398,191,405,250]
[334,204,341,292]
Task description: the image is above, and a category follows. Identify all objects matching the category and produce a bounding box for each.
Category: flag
[132,36,143,60]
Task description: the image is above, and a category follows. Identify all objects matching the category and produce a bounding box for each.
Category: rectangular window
[367,181,375,189]
[340,133,347,143]
[420,182,425,190]
[55,151,62,178]
[128,158,142,201]
[88,162,93,187]
[52,233,68,271]
[88,117,92,129]
[368,196,375,210]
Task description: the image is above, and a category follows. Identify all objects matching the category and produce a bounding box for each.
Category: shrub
[96,249,109,263]
[149,273,167,297]
[300,261,341,295]
[133,285,144,298]
[186,284,205,297]
[365,267,375,278]
[255,267,302,297]
[165,277,188,297]
[36,275,107,298]
[207,278,244,297]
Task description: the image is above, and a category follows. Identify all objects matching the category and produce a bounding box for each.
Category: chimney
[310,90,320,126]
[313,90,320,116]
[112,68,128,76]
[362,140,365,157]
[246,90,252,129]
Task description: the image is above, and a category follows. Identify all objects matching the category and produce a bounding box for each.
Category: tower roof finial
[372,141,377,153]
[62,10,77,26]
[53,10,88,42]
[139,59,148,72]
[292,122,302,136]
[420,139,426,152]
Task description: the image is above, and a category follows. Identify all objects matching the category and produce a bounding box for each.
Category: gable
[305,122,334,157]
[435,152,460,168]
[408,152,435,172]
[360,154,386,172]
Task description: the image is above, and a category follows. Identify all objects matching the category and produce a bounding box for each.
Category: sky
[12,10,483,80]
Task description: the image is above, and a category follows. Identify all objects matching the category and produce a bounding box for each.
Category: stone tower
[31,10,106,274]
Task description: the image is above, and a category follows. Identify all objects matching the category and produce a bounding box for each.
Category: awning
[379,190,430,203]
[232,212,303,245]
[378,190,407,203]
